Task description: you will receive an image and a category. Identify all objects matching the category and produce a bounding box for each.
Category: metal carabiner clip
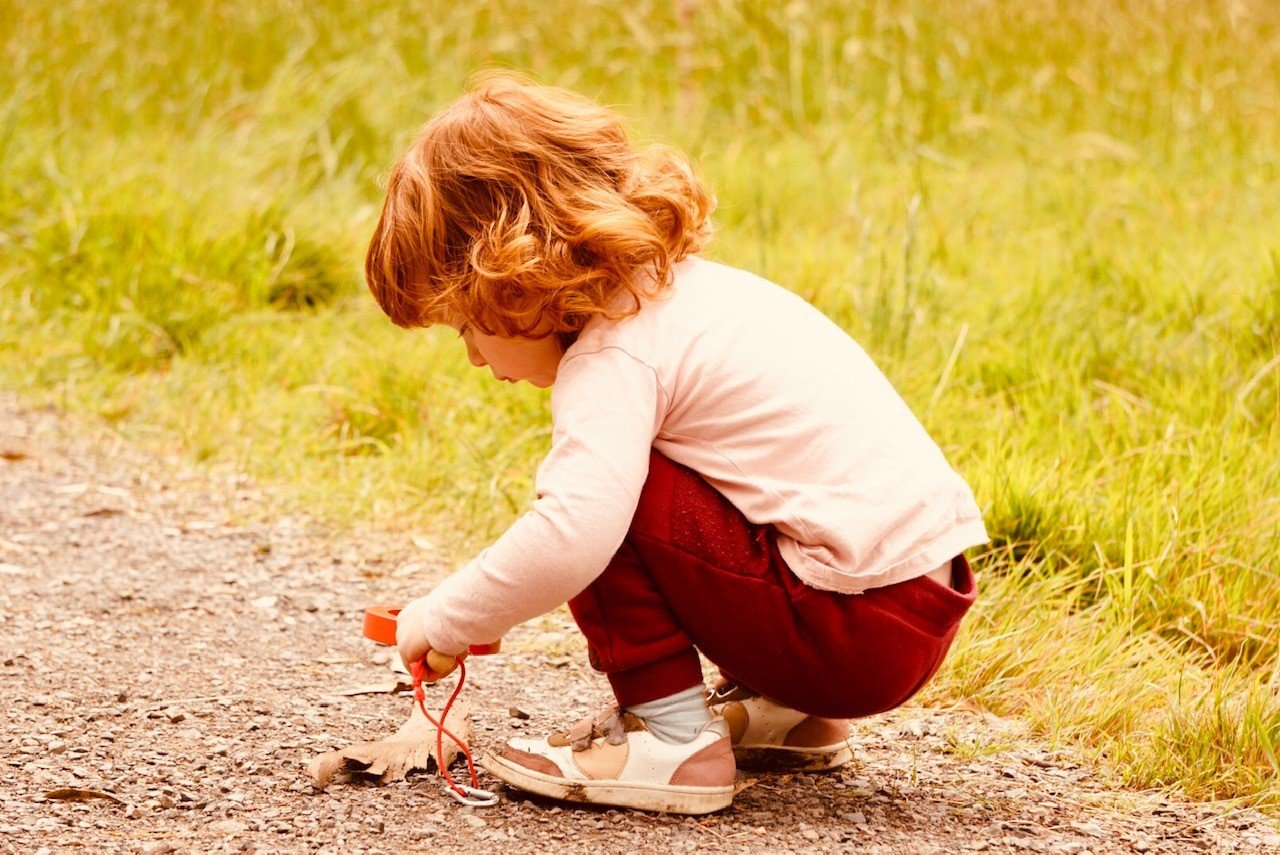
[445,783,499,808]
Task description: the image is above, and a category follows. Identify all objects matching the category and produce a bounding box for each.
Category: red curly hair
[364,69,716,346]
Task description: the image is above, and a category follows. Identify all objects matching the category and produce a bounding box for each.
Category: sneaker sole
[479,752,735,815]
[733,741,854,772]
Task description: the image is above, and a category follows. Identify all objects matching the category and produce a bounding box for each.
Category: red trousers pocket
[567,449,977,716]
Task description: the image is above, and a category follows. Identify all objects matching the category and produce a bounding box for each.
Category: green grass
[3,0,1279,809]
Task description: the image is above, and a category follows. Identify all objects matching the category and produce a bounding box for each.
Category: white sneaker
[480,705,735,814]
[708,680,854,772]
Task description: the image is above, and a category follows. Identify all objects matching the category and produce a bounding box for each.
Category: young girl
[364,70,988,815]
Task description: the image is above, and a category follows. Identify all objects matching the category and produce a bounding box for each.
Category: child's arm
[402,346,665,657]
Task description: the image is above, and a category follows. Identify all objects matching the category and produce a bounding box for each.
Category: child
[364,70,988,815]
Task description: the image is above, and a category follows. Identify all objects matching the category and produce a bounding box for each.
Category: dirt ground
[2,391,1278,854]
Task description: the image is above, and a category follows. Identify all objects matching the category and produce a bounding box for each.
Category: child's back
[561,253,987,594]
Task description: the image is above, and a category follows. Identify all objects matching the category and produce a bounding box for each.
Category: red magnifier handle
[362,605,501,655]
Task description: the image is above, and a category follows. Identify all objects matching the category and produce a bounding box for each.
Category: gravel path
[2,391,1277,854]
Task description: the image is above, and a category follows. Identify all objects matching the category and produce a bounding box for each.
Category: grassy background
[3,0,1278,808]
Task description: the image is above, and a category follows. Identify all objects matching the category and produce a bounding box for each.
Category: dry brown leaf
[333,680,411,697]
[1,448,28,461]
[43,788,125,805]
[308,698,471,790]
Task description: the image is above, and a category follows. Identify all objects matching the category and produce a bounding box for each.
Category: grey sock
[625,685,713,744]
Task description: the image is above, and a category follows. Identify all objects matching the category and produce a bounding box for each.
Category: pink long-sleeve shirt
[419,254,989,654]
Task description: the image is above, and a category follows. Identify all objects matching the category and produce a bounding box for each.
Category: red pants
[568,449,977,719]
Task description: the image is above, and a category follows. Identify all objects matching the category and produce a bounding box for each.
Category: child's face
[448,319,566,388]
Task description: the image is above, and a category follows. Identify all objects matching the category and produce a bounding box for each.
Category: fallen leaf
[333,681,411,697]
[732,777,759,795]
[1,448,27,461]
[81,507,122,517]
[43,788,125,805]
[309,699,471,789]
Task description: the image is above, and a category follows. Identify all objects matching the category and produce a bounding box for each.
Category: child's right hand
[395,596,462,681]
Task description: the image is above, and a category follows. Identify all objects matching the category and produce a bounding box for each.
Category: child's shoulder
[568,255,806,357]
[652,254,797,310]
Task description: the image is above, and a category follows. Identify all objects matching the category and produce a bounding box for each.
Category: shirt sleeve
[416,346,664,655]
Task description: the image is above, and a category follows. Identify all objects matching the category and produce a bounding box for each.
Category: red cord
[412,658,479,797]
